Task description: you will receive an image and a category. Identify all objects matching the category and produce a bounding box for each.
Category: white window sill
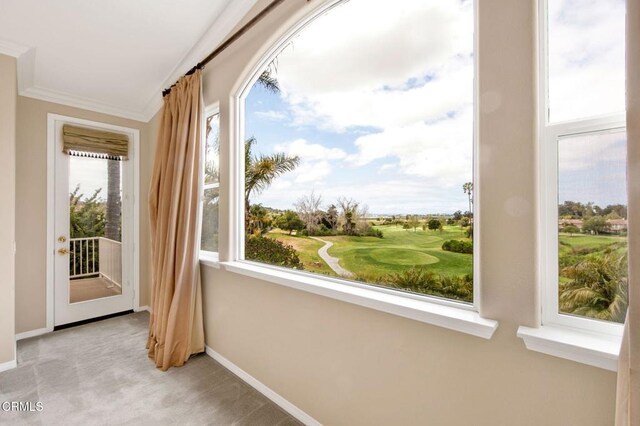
[220,261,498,339]
[517,325,621,371]
[199,252,221,269]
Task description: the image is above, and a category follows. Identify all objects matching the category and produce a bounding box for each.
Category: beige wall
[0,54,17,365]
[15,97,155,333]
[194,0,618,425]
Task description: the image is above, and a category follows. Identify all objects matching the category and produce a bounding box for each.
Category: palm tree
[462,182,473,218]
[245,137,299,227]
[105,160,121,241]
[559,254,628,323]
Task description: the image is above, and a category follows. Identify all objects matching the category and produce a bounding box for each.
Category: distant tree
[338,197,359,235]
[295,190,323,235]
[453,210,463,221]
[463,182,473,217]
[460,217,470,227]
[465,224,474,240]
[427,219,442,232]
[582,216,610,235]
[324,204,338,231]
[274,210,305,235]
[407,215,421,232]
[560,224,580,236]
[602,204,627,219]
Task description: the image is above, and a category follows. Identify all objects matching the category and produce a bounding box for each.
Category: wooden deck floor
[69,276,121,303]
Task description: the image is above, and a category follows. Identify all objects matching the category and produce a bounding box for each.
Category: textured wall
[194,0,619,425]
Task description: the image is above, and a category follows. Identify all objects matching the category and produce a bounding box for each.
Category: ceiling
[0,0,257,121]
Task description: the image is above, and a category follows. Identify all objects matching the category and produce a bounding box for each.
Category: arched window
[238,0,476,306]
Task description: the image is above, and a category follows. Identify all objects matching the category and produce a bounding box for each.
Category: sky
[69,156,121,201]
[551,0,627,208]
[245,0,474,215]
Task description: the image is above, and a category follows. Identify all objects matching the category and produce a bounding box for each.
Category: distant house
[559,219,583,229]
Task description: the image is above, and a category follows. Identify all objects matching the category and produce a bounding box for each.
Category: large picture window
[541,0,627,331]
[241,0,475,304]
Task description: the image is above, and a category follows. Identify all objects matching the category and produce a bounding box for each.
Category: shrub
[365,227,383,238]
[245,236,302,269]
[442,239,473,254]
[383,267,473,303]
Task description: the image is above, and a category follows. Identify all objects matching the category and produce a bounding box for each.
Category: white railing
[69,237,122,286]
[98,237,122,286]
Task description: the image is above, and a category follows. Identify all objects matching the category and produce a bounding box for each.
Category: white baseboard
[16,327,51,341]
[0,359,17,373]
[135,305,151,313]
[204,346,320,426]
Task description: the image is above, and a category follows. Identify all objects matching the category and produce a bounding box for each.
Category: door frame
[46,113,140,331]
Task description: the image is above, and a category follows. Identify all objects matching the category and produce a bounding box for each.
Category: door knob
[58,248,69,255]
[58,236,66,243]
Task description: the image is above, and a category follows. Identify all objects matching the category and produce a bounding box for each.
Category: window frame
[537,0,626,337]
[230,0,482,313]
[199,103,221,262]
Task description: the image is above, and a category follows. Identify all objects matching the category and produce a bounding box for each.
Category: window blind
[62,124,129,161]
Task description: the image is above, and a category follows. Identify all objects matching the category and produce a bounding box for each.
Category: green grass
[559,233,627,257]
[265,224,473,279]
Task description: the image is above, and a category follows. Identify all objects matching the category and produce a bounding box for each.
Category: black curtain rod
[163,0,298,97]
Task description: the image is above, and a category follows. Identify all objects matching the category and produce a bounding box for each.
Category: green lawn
[265,224,473,280]
[558,233,627,257]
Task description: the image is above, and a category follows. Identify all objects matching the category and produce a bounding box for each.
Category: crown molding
[0,39,30,58]
[5,0,256,123]
[20,86,148,122]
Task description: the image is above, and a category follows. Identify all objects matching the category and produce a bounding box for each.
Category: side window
[542,0,627,331]
[200,111,220,254]
[240,0,476,304]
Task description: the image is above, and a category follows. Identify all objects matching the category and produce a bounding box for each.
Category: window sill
[220,261,498,339]
[199,252,221,269]
[517,324,621,371]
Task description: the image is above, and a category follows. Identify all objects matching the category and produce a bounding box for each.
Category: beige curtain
[147,70,205,371]
[616,0,639,423]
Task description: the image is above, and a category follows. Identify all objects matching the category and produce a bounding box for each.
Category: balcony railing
[70,237,122,286]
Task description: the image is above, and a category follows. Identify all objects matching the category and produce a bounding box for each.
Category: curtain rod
[163,0,299,97]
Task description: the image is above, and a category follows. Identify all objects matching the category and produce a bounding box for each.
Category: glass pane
[558,130,628,322]
[547,0,625,123]
[205,113,220,185]
[68,157,123,303]
[243,0,474,303]
[201,187,220,252]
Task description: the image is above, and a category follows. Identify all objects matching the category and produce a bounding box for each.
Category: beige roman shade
[62,124,129,161]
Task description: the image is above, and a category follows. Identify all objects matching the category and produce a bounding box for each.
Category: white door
[53,118,135,326]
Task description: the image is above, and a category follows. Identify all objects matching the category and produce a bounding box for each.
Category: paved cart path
[309,237,355,278]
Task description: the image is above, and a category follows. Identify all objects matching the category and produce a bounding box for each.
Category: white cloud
[274,138,347,161]
[254,110,287,121]
[347,109,473,186]
[559,131,626,171]
[275,0,473,132]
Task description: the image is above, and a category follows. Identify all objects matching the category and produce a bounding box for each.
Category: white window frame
[199,103,221,265]
[220,0,495,338]
[537,0,625,337]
